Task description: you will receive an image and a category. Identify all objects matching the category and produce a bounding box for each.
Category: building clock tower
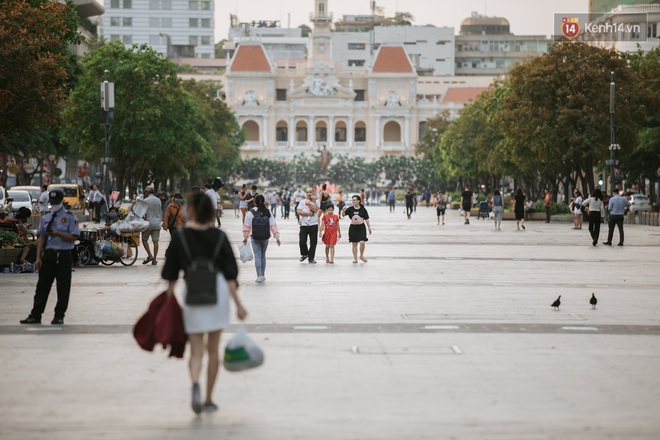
[309,0,333,67]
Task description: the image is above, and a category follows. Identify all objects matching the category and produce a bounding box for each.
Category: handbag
[178,229,225,305]
[168,206,180,230]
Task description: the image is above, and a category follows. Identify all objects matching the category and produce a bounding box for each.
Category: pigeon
[590,293,597,309]
[551,295,561,310]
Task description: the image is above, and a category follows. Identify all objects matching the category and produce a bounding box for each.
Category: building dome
[460,13,510,35]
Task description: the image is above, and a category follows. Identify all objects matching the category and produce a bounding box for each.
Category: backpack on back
[178,229,225,305]
[251,210,271,240]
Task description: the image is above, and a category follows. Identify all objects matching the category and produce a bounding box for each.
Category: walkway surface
[1,206,659,439]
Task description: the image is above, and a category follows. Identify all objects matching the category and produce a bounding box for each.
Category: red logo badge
[561,17,580,39]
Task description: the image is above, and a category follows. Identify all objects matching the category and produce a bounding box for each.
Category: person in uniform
[20,189,80,325]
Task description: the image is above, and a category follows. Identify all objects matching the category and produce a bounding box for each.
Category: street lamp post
[100,70,115,198]
[606,71,620,194]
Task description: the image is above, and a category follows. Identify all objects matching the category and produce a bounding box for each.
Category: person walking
[87,185,103,222]
[163,193,186,236]
[238,184,248,223]
[20,189,80,325]
[336,190,345,213]
[319,204,341,264]
[341,195,371,264]
[36,184,50,213]
[296,187,319,264]
[490,189,504,230]
[543,189,552,223]
[513,188,526,230]
[582,188,604,246]
[293,185,305,222]
[281,190,291,219]
[404,190,415,220]
[435,191,446,225]
[388,190,396,213]
[571,189,584,230]
[268,190,279,218]
[460,185,473,225]
[232,190,241,218]
[142,186,163,265]
[162,193,247,414]
[243,195,281,283]
[245,185,258,210]
[603,189,630,246]
[318,183,330,219]
[204,184,220,228]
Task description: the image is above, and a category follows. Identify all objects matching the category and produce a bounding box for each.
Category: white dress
[181,273,230,334]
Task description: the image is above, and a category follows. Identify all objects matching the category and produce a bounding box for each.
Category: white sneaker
[260,276,266,283]
[256,276,265,283]
[255,277,262,283]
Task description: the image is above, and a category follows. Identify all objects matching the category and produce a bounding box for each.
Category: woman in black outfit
[513,188,526,231]
[162,193,247,414]
[341,195,372,264]
[318,183,330,220]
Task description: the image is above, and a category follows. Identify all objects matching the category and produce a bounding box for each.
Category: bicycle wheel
[76,244,92,266]
[120,238,139,266]
[101,259,115,266]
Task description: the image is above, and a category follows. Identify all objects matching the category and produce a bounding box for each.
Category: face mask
[51,204,63,212]
[176,198,184,204]
[108,213,117,219]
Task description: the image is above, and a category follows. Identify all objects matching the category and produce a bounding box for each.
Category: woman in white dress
[162,193,247,414]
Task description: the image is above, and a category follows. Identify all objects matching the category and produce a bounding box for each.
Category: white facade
[582,4,660,53]
[99,0,214,58]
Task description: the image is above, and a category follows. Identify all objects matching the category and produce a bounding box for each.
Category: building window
[276,127,288,142]
[189,18,199,27]
[189,0,199,9]
[149,17,159,27]
[335,127,347,142]
[496,60,505,69]
[436,40,447,45]
[419,121,427,140]
[149,0,159,9]
[316,126,327,142]
[649,23,658,38]
[201,18,211,28]
[110,34,121,42]
[123,0,132,8]
[348,60,365,67]
[149,35,161,45]
[122,35,132,44]
[122,17,132,26]
[162,17,172,27]
[162,0,171,10]
[276,89,287,101]
[189,36,199,45]
[354,90,365,102]
[355,126,366,142]
[436,58,445,62]
[111,0,119,7]
[110,17,121,26]
[201,1,211,10]
[201,36,211,45]
[296,126,307,142]
[201,53,210,58]
[348,43,366,50]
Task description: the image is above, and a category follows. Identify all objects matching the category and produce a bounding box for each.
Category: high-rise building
[98,0,214,58]
[589,0,659,18]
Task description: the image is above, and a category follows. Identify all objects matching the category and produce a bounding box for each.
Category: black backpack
[251,209,271,240]
[177,229,224,305]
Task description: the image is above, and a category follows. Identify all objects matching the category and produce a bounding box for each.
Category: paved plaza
[1,206,659,439]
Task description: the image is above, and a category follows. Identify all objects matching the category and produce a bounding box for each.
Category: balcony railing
[276,142,288,148]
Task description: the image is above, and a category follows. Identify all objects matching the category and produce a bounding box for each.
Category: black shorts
[348,224,368,243]
[462,204,471,212]
[436,208,446,216]
[320,201,328,211]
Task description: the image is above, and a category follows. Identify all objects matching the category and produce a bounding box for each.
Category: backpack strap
[211,231,225,261]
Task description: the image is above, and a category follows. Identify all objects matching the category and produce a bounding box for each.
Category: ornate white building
[224,0,490,161]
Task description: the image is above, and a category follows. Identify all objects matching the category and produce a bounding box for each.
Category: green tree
[416,110,450,159]
[298,24,312,37]
[0,0,81,143]
[214,39,226,58]
[61,41,207,194]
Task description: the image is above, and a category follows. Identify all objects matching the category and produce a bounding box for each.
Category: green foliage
[214,39,226,58]
[298,24,312,38]
[416,110,450,159]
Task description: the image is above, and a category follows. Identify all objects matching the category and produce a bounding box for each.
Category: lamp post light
[100,70,115,198]
[606,71,620,195]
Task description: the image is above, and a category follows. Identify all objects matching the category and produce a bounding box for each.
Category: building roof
[442,87,489,104]
[372,46,414,73]
[229,44,271,72]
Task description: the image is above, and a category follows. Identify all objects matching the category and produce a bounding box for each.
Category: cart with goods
[0,229,26,270]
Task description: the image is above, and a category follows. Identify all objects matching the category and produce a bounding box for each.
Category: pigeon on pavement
[590,293,597,309]
[551,295,561,310]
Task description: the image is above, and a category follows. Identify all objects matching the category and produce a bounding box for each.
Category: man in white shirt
[87,185,103,222]
[37,185,50,213]
[142,186,163,265]
[204,183,220,227]
[293,185,305,222]
[296,187,319,264]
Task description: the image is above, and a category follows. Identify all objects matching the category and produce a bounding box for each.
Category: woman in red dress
[319,204,341,264]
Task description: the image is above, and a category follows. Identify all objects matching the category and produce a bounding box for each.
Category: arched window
[276,121,288,142]
[316,121,327,142]
[318,1,325,17]
[296,121,308,142]
[383,121,402,143]
[335,121,347,142]
[355,121,366,142]
[242,120,259,142]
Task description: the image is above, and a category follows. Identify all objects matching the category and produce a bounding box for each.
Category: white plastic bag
[238,242,253,264]
[223,326,264,372]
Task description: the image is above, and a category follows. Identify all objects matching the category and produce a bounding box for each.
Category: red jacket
[134,292,187,358]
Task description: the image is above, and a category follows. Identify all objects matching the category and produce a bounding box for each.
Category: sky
[214,0,591,42]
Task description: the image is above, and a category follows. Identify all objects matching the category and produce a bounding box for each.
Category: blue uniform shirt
[608,195,631,216]
[37,208,80,250]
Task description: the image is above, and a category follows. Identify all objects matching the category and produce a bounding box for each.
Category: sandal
[142,257,153,265]
[360,257,368,263]
[152,260,158,265]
